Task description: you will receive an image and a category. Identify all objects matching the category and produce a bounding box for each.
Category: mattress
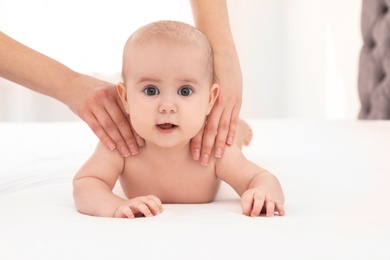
[1,119,389,259]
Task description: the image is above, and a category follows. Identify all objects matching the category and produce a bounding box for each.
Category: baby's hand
[241,189,285,217]
[114,195,163,218]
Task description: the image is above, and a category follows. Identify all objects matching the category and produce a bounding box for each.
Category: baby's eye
[143,86,160,96]
[178,86,193,96]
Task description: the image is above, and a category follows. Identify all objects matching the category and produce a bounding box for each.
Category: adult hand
[66,74,144,157]
[0,32,143,156]
[191,52,242,165]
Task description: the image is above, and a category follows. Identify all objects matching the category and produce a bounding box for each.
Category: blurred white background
[0,0,362,121]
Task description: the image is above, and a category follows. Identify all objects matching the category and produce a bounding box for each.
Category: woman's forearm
[0,31,79,104]
[190,0,237,55]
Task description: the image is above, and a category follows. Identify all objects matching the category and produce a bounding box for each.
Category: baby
[73,20,285,218]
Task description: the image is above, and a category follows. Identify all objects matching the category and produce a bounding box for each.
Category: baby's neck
[141,141,193,163]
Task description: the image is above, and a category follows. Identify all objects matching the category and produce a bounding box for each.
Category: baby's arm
[73,142,162,218]
[215,145,285,217]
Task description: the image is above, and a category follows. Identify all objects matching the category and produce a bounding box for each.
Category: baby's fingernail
[121,146,131,157]
[107,141,116,150]
[193,149,200,160]
[201,154,209,166]
[227,136,234,145]
[214,147,222,158]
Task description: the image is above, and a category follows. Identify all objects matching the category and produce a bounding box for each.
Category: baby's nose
[158,102,177,113]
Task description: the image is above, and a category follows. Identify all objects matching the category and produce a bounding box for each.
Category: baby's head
[117,20,219,148]
[122,20,214,84]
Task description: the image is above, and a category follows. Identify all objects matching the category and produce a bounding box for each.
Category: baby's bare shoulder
[215,144,257,178]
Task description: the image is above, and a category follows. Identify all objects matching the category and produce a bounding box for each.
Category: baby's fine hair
[122,20,214,82]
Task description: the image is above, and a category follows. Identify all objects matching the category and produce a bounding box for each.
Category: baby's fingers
[275,203,285,216]
[114,196,161,218]
[250,193,265,217]
[131,202,154,217]
[140,195,163,216]
[265,200,275,217]
[241,192,251,216]
[263,201,285,217]
[115,205,135,219]
[241,191,259,216]
[241,190,285,217]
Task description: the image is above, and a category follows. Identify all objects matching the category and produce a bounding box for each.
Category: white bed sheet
[1,119,389,259]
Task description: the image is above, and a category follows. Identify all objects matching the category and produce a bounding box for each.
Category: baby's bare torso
[119,148,220,203]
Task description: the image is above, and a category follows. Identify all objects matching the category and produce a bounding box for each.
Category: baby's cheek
[129,113,148,135]
[186,113,206,135]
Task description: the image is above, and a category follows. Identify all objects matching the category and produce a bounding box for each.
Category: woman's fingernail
[227,136,234,145]
[107,141,116,150]
[121,146,131,157]
[201,154,209,166]
[129,144,138,155]
[215,147,222,158]
[193,149,200,160]
[136,136,145,146]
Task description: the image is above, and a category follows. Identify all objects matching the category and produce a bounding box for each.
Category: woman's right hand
[66,74,145,157]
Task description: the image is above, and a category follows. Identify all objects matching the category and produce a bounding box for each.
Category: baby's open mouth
[157,123,177,129]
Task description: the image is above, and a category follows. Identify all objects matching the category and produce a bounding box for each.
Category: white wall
[228,0,362,119]
[0,0,193,121]
[279,0,362,119]
[0,0,362,121]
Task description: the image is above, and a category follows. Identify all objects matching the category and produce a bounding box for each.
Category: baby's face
[122,39,216,148]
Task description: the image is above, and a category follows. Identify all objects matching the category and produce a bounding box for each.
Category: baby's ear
[117,83,130,114]
[207,83,219,115]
